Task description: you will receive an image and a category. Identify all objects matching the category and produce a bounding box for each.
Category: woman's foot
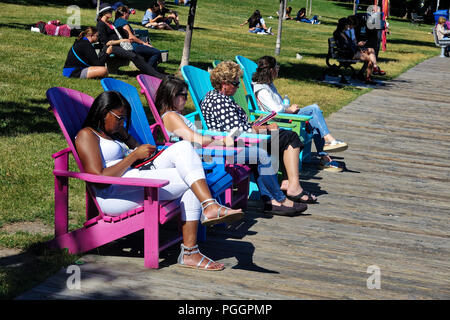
[178,244,224,271]
[281,180,317,203]
[264,198,308,216]
[201,199,244,226]
[323,139,348,152]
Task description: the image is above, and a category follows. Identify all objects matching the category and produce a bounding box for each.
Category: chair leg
[440,46,446,58]
[143,187,160,269]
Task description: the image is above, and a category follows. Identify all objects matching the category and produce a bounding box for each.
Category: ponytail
[77,27,98,41]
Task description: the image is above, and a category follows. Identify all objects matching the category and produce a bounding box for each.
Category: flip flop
[319,160,343,172]
[263,202,308,216]
[323,140,348,153]
[286,190,318,204]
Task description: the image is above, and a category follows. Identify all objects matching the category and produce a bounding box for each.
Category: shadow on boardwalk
[17,56,450,300]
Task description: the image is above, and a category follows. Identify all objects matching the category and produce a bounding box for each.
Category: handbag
[113,25,133,51]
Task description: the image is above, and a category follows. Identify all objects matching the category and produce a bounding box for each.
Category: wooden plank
[17,56,450,300]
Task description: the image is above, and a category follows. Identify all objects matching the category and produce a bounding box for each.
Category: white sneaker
[267,27,272,34]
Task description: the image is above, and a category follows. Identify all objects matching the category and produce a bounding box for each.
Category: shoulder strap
[71,46,90,67]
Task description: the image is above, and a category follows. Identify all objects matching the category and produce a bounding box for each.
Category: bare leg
[180,220,224,269]
[86,67,108,79]
[189,179,243,219]
[281,146,317,202]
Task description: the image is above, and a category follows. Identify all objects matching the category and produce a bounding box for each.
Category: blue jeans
[297,104,329,156]
[249,27,265,33]
[133,44,162,68]
[234,146,285,202]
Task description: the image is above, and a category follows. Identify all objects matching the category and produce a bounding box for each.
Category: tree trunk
[180,0,197,68]
[275,0,285,56]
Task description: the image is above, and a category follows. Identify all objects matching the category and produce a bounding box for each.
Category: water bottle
[282,94,290,108]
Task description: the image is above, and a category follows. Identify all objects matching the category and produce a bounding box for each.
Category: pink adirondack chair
[47,87,184,269]
[136,74,250,210]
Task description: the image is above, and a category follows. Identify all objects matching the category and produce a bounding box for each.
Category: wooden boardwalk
[18,57,450,300]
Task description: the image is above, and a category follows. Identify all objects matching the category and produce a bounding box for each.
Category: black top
[63,38,108,69]
[96,20,119,48]
[333,31,356,59]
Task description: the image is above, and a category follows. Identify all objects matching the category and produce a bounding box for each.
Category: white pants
[95,141,206,221]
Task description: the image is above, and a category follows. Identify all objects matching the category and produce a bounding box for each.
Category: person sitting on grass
[252,56,348,173]
[114,5,162,71]
[156,75,308,215]
[62,26,112,79]
[295,7,320,24]
[96,3,164,78]
[75,90,244,271]
[201,61,317,204]
[240,10,273,35]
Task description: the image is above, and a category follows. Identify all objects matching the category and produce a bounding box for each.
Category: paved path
[17,56,450,300]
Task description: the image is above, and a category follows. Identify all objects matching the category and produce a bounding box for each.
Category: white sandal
[200,198,244,227]
[177,244,224,271]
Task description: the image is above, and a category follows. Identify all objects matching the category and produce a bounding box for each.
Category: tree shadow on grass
[279,61,327,82]
[0,99,60,137]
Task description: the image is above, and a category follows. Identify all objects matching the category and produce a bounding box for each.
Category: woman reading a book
[156,75,308,215]
[200,61,317,205]
[252,56,348,172]
[75,90,243,271]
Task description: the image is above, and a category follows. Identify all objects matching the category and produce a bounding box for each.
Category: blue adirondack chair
[101,78,238,241]
[235,55,314,164]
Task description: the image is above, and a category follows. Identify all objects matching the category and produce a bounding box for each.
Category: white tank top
[161,111,197,140]
[89,129,132,168]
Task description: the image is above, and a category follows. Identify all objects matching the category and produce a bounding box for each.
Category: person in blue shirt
[114,5,162,69]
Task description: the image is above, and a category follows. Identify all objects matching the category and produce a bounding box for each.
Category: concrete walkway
[17,56,450,300]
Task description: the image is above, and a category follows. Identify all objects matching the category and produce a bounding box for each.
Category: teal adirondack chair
[235,55,313,163]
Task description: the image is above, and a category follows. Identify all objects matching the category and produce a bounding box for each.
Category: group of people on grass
[59,5,394,271]
[241,7,320,36]
[63,1,184,80]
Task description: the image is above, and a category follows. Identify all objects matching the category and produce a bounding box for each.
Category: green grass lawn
[0,0,439,298]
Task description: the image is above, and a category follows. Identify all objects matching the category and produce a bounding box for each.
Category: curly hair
[210,61,243,91]
[252,56,277,84]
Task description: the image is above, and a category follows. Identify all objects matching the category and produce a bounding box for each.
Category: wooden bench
[322,37,362,84]
[410,13,424,26]
[432,28,450,58]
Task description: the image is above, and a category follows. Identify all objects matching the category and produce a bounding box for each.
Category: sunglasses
[177,92,188,98]
[109,110,127,122]
[229,81,240,88]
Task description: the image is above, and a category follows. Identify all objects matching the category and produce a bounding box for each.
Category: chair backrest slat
[180,65,213,129]
[101,78,156,146]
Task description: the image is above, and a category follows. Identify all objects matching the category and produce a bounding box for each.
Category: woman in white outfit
[75,90,243,271]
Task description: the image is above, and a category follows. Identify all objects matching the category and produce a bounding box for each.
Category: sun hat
[97,3,114,18]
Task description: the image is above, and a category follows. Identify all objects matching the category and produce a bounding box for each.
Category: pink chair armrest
[53,169,169,188]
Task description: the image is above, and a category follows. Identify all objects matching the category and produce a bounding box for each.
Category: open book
[252,111,277,126]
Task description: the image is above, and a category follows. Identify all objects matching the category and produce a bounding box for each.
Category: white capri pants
[94,141,206,221]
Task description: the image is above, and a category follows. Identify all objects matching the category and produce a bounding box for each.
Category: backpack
[44,20,71,37]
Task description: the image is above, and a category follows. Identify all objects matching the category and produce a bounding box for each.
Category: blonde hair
[438,16,447,24]
[210,61,243,91]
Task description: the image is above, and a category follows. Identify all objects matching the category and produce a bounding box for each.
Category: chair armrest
[250,110,312,122]
[197,129,270,140]
[53,169,169,188]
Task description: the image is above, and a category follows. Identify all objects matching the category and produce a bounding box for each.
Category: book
[252,111,277,126]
